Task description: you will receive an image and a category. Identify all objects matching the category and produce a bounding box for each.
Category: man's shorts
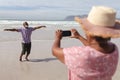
[22,42,31,54]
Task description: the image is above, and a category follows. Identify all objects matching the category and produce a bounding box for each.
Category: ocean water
[0,21,83,42]
[0,20,78,29]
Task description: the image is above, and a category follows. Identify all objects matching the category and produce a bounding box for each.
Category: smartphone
[62,30,71,37]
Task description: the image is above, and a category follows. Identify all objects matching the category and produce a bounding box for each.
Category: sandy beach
[0,40,67,80]
[0,26,120,80]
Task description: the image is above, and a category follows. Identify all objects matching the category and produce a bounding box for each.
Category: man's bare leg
[19,53,24,61]
[25,53,30,61]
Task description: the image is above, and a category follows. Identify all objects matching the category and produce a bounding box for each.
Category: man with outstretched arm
[4,22,46,61]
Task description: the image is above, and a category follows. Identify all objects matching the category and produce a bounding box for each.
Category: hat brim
[75,17,120,38]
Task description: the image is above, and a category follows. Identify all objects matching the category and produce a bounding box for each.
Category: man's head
[23,22,29,28]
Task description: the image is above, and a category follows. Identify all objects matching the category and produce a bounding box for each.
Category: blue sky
[0,0,120,20]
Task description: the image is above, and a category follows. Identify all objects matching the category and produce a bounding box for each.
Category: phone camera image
[62,30,71,37]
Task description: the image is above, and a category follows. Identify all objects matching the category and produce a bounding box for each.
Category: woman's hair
[93,36,111,47]
[94,36,111,42]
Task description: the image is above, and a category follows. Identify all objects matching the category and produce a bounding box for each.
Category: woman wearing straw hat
[52,6,120,80]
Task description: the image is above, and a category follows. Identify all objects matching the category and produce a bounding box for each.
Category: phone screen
[62,30,71,37]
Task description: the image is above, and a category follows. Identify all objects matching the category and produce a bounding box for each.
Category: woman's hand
[71,29,89,46]
[55,30,63,40]
[71,29,80,39]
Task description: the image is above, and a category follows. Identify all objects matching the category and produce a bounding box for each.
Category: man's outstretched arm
[4,29,19,32]
[33,26,46,30]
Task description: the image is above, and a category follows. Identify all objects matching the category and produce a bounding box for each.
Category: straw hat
[75,6,120,38]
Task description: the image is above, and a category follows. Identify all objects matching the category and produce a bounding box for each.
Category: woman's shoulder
[64,46,88,51]
[63,46,92,54]
[64,43,118,54]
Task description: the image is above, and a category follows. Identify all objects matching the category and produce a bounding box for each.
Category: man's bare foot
[19,58,22,61]
[25,58,29,61]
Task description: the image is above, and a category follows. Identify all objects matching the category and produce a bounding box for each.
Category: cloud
[0,0,120,20]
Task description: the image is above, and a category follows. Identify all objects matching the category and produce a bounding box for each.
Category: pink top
[63,43,119,80]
